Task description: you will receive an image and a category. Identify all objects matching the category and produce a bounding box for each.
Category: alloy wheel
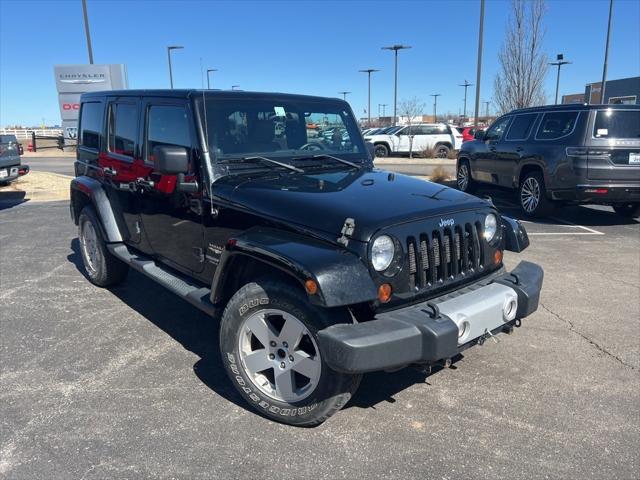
[520,177,541,213]
[80,220,101,275]
[457,164,469,191]
[238,309,321,403]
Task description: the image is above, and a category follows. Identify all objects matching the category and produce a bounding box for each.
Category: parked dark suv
[0,134,29,185]
[456,104,640,217]
[70,89,542,426]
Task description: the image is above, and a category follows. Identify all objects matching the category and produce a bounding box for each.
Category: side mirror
[153,145,189,174]
[474,129,485,140]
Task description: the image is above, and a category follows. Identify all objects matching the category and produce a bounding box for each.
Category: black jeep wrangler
[70,90,543,426]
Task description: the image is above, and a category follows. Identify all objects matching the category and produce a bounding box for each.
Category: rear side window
[108,103,138,157]
[79,102,103,149]
[536,112,578,140]
[146,105,191,162]
[506,114,537,140]
[593,110,640,139]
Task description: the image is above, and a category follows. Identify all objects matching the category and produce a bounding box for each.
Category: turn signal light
[584,188,608,194]
[304,279,318,295]
[378,283,392,303]
[494,250,503,265]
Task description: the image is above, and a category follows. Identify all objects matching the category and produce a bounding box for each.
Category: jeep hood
[213,168,490,242]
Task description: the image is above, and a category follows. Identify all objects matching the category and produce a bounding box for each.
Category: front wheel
[374,143,389,158]
[220,278,361,426]
[435,144,450,158]
[612,202,640,218]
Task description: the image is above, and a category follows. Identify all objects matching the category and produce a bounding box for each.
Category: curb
[374,157,455,165]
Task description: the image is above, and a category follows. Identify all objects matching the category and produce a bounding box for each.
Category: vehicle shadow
[0,190,28,210]
[67,239,457,419]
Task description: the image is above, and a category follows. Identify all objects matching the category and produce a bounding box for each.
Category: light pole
[359,69,380,127]
[206,68,218,89]
[459,80,473,122]
[600,0,614,103]
[430,94,441,121]
[81,0,94,64]
[382,44,412,126]
[549,54,571,104]
[484,100,490,120]
[473,0,485,127]
[338,91,351,101]
[167,46,184,89]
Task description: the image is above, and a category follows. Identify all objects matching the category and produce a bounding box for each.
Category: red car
[456,126,477,143]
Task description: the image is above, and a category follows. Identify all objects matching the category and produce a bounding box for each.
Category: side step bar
[107,244,217,317]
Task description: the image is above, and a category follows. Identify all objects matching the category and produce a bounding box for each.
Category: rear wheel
[374,143,389,158]
[456,160,476,193]
[518,171,554,217]
[78,206,129,287]
[220,278,361,426]
[435,144,450,158]
[612,202,640,218]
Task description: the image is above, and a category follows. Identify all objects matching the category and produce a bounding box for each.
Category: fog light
[458,321,470,339]
[378,283,392,303]
[503,297,518,321]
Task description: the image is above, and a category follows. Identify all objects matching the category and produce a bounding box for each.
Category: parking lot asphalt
[1,175,639,479]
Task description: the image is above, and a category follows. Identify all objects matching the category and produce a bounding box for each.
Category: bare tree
[494,0,548,114]
[398,97,425,158]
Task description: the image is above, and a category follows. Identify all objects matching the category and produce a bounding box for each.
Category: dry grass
[429,165,451,183]
[420,146,437,158]
[0,171,71,202]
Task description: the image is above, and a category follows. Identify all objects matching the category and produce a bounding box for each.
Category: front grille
[407,222,484,291]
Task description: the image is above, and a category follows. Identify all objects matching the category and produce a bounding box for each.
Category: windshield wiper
[226,155,304,173]
[293,154,361,170]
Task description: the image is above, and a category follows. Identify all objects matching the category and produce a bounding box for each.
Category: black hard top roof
[509,103,639,114]
[80,89,346,104]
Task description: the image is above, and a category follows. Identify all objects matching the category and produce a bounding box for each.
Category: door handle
[516,147,524,152]
[489,146,496,152]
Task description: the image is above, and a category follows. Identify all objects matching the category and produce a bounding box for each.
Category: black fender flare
[70,176,123,243]
[210,227,378,308]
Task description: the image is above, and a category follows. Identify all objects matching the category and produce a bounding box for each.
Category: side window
[485,116,512,142]
[407,126,426,135]
[424,125,448,135]
[79,102,103,150]
[108,103,138,158]
[146,105,191,163]
[506,114,538,140]
[536,112,578,140]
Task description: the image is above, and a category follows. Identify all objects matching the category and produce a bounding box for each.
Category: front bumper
[318,261,543,374]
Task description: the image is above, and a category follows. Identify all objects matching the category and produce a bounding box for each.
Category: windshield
[593,109,640,139]
[200,96,366,162]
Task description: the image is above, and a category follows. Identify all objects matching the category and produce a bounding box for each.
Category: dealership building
[562,76,640,105]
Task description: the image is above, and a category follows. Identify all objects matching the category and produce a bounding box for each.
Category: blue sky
[1,0,639,126]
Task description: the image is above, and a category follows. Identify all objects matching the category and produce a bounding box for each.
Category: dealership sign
[54,64,128,138]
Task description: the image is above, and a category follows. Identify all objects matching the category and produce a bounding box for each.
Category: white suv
[364,123,463,158]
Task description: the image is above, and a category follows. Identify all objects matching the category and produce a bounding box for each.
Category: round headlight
[371,235,395,271]
[484,213,498,242]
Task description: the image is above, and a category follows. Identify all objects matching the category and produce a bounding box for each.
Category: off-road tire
[220,278,361,427]
[518,171,555,218]
[612,202,640,218]
[374,143,389,158]
[456,160,476,193]
[435,144,450,158]
[78,205,129,287]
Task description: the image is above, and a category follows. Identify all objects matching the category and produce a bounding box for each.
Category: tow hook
[514,319,522,328]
